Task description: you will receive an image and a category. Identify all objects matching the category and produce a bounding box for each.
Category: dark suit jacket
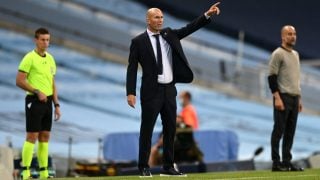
[126,15,211,101]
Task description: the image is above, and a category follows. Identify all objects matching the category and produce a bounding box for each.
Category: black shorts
[25,95,53,132]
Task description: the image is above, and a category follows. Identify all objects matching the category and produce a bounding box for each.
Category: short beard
[286,42,295,48]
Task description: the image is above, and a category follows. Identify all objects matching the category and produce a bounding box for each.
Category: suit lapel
[160,30,171,48]
[143,31,157,61]
[161,30,183,63]
[161,30,179,59]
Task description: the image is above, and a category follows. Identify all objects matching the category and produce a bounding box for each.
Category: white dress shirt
[147,29,173,84]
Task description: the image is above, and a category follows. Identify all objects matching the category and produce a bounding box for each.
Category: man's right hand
[273,91,285,111]
[127,94,136,108]
[274,96,285,111]
[206,2,221,16]
[37,91,48,103]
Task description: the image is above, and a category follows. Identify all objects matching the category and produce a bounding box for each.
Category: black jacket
[126,15,211,101]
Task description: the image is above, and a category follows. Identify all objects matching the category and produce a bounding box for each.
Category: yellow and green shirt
[18,50,56,96]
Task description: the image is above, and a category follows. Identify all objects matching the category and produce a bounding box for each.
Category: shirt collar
[147,28,160,37]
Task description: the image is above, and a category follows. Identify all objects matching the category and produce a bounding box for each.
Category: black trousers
[271,93,299,164]
[138,83,177,170]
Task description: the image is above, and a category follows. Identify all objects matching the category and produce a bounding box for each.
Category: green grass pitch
[53,169,320,180]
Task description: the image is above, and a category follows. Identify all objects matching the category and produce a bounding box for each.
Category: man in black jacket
[126,2,221,177]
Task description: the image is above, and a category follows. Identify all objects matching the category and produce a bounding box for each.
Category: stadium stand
[136,0,320,59]
[2,0,320,112]
[1,28,320,164]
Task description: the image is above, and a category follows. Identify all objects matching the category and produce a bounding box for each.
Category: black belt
[280,93,299,98]
[158,82,174,87]
[26,95,53,100]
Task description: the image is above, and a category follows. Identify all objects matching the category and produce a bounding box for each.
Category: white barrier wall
[0,146,14,180]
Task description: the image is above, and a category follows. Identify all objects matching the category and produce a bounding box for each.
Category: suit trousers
[271,93,299,164]
[138,83,177,170]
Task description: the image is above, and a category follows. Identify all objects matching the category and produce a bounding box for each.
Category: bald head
[146,8,163,33]
[281,25,295,36]
[146,8,162,19]
[281,25,297,49]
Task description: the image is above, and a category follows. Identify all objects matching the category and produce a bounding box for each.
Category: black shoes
[139,167,186,177]
[160,167,187,177]
[272,162,304,172]
[284,163,304,171]
[139,168,152,178]
[272,163,288,172]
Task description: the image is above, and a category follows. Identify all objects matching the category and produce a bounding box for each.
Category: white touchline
[213,174,319,180]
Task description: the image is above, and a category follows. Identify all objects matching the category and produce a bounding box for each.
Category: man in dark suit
[126,2,221,177]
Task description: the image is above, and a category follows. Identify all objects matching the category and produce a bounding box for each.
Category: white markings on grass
[214,174,319,180]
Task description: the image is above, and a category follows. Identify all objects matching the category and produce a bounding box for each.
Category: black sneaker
[22,177,34,180]
[285,163,304,171]
[139,168,152,178]
[272,163,288,172]
[160,167,187,177]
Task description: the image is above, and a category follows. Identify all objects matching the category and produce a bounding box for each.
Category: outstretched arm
[172,2,221,39]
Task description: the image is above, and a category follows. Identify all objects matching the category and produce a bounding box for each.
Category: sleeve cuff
[204,13,211,19]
